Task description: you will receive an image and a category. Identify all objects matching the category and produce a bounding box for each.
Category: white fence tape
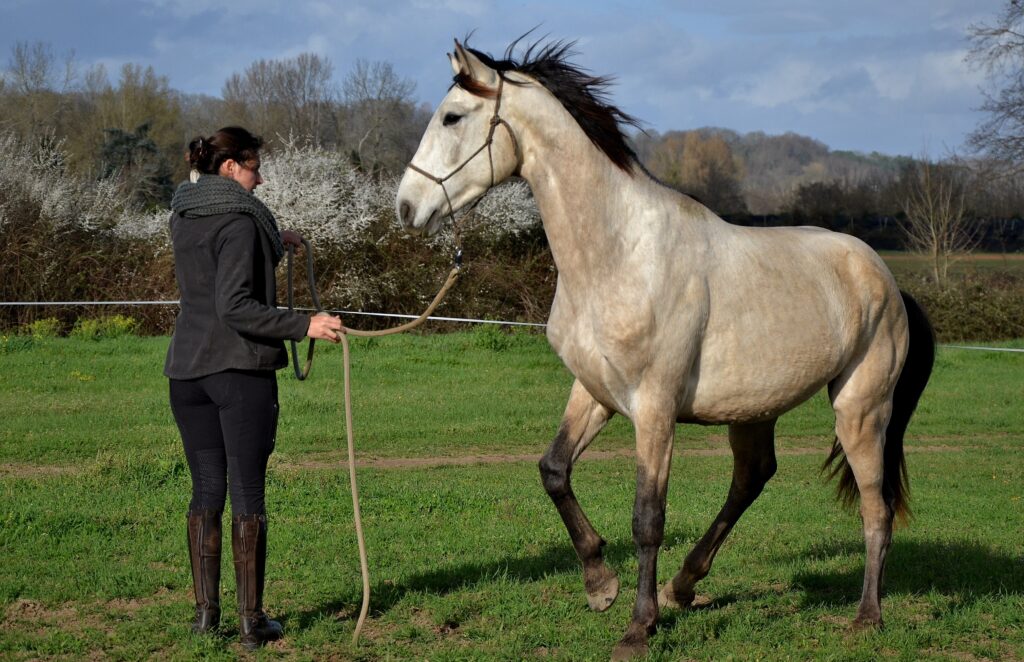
[0,300,545,328]
[1,301,1022,349]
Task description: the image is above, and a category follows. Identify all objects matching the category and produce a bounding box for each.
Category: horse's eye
[443,113,462,127]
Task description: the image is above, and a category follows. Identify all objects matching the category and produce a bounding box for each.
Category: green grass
[1,333,1022,660]
[880,251,1024,279]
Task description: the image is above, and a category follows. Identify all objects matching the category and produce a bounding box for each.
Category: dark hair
[460,37,642,173]
[187,126,263,175]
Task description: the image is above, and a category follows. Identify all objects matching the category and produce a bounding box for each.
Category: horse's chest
[546,297,657,414]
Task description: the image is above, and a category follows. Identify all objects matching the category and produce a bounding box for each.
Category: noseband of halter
[405,75,521,256]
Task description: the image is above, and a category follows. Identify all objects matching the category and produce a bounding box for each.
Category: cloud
[0,0,999,155]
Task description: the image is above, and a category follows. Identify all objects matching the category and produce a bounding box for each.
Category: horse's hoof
[657,583,695,610]
[850,615,883,632]
[585,570,619,612]
[610,640,648,661]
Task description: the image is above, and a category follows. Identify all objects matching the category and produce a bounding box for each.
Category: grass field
[880,251,1024,279]
[0,332,1022,660]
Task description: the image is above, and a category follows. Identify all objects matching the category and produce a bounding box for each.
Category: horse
[395,38,935,660]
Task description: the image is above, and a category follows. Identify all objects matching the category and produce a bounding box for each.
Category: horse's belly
[682,347,840,424]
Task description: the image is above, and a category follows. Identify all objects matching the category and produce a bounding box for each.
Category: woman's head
[187,126,264,192]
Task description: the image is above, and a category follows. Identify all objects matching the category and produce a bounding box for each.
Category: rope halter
[405,75,521,264]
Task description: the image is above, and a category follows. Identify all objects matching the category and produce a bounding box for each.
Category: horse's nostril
[399,201,413,226]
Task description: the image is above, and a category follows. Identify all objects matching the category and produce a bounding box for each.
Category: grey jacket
[164,211,309,380]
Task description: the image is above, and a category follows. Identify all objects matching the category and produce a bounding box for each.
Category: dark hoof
[585,564,619,612]
[657,582,695,610]
[610,623,652,661]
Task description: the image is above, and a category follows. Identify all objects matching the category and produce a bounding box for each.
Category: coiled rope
[286,240,460,645]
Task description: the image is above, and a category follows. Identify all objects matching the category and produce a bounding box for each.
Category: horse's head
[396,40,520,236]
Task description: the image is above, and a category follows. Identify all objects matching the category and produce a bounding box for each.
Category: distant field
[880,251,1024,277]
[0,333,1021,660]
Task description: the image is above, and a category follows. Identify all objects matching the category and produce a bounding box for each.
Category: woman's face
[219,156,263,192]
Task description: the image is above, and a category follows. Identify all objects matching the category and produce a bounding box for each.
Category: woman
[164,126,343,649]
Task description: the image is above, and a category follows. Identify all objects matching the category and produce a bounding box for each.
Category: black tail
[823,291,935,525]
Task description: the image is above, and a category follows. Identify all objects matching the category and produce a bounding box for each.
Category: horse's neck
[520,128,647,278]
[517,113,689,287]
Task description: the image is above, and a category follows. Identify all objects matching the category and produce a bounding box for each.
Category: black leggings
[169,370,279,516]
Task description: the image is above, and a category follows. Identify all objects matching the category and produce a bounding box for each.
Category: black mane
[462,38,642,173]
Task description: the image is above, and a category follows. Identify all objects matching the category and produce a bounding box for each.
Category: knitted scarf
[171,175,285,264]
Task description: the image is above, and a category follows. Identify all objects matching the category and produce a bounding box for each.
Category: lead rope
[287,73,517,646]
[286,244,460,646]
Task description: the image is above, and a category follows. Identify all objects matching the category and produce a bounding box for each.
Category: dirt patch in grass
[0,588,185,643]
[0,439,994,478]
[278,443,971,471]
[0,463,79,478]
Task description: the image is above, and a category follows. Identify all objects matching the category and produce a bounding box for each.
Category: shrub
[70,315,139,340]
[472,323,512,352]
[906,276,1024,342]
[21,317,62,338]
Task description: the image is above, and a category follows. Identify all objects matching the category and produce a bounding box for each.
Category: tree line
[0,42,430,208]
[3,8,1024,285]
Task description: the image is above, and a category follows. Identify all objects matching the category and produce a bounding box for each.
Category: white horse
[396,39,934,660]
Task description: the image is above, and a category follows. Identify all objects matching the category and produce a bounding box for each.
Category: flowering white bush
[256,139,394,246]
[256,140,540,245]
[0,132,156,238]
[0,132,550,331]
[471,180,540,237]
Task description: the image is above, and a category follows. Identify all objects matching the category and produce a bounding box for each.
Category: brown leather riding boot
[232,513,283,650]
[187,510,222,633]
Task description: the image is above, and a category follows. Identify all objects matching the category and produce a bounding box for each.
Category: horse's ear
[448,51,460,77]
[453,38,498,88]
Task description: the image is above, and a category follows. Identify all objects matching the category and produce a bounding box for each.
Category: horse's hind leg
[539,379,618,612]
[659,419,777,609]
[830,352,899,629]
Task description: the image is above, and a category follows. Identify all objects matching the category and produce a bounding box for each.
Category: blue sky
[0,0,1002,156]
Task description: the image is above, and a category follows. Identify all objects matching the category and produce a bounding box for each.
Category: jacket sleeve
[214,215,310,341]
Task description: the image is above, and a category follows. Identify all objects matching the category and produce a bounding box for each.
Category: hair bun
[187,135,211,170]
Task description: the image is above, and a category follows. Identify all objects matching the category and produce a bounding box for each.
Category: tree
[639,130,747,214]
[341,59,419,174]
[899,158,976,285]
[2,41,76,137]
[222,53,335,145]
[100,122,173,207]
[967,1,1024,169]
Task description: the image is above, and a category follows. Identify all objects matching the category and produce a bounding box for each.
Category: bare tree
[900,158,976,285]
[3,41,76,136]
[342,59,417,173]
[967,1,1024,169]
[222,53,335,145]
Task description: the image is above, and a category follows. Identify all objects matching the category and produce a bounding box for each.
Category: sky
[0,0,1004,156]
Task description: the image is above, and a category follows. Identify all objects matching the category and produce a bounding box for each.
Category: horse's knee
[539,453,570,500]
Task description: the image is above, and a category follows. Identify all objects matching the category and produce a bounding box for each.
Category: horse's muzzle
[397,198,442,236]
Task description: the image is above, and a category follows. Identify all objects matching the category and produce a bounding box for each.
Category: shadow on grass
[287,533,1022,635]
[783,538,1024,609]
[287,526,706,631]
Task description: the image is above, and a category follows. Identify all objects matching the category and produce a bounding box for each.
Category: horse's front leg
[611,405,676,661]
[539,379,618,611]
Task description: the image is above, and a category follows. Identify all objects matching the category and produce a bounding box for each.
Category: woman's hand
[307,313,345,343]
[281,229,303,249]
